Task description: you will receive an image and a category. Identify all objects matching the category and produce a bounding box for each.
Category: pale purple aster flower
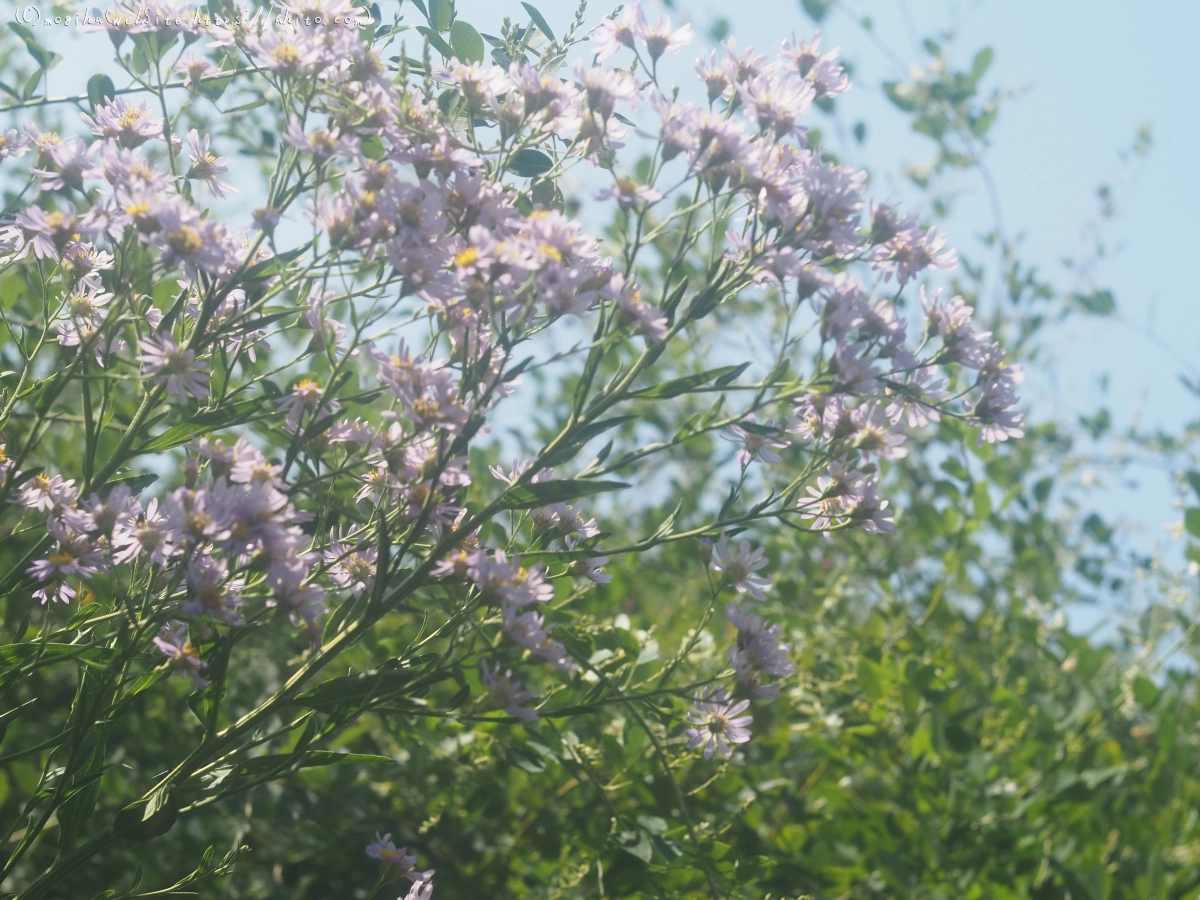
[365,832,417,876]
[176,54,219,88]
[738,72,815,140]
[80,484,135,537]
[435,60,509,109]
[727,603,795,700]
[565,535,612,584]
[27,516,107,604]
[595,175,663,210]
[244,29,323,76]
[185,130,237,199]
[283,120,353,161]
[638,12,694,61]
[694,51,732,102]
[153,202,237,276]
[591,4,643,61]
[885,368,948,429]
[265,555,326,637]
[325,528,378,597]
[183,554,246,623]
[503,607,578,672]
[14,473,76,511]
[31,136,103,191]
[304,285,348,354]
[137,334,208,403]
[481,659,539,720]
[721,38,771,87]
[277,378,338,435]
[798,461,864,530]
[11,204,95,261]
[872,224,956,285]
[723,414,790,466]
[56,280,114,348]
[779,31,850,98]
[402,876,434,900]
[81,98,162,148]
[468,549,555,609]
[685,687,752,759]
[153,623,210,688]
[921,288,993,369]
[328,417,376,448]
[850,404,908,462]
[111,496,176,564]
[848,479,895,534]
[712,535,772,600]
[0,128,31,161]
[577,62,638,120]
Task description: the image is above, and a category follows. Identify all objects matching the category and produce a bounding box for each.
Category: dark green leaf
[631,364,748,400]
[87,74,116,111]
[1072,289,1115,316]
[801,0,832,21]
[236,751,393,775]
[114,791,178,842]
[416,25,455,59]
[614,830,653,863]
[499,479,629,510]
[506,745,547,773]
[521,2,556,40]
[542,416,636,467]
[1184,508,1200,540]
[510,148,554,178]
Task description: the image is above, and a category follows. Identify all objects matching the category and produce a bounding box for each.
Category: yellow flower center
[167,225,203,255]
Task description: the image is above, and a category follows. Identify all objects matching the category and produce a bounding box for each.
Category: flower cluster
[0,0,1028,890]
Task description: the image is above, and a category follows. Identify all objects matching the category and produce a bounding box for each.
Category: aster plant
[0,1,1025,897]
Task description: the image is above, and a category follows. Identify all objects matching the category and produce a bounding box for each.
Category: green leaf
[506,745,547,773]
[22,69,42,101]
[1185,471,1200,500]
[1185,508,1200,539]
[510,148,554,178]
[542,416,636,467]
[1132,676,1159,708]
[971,47,995,82]
[114,791,178,842]
[428,0,453,32]
[289,668,416,711]
[8,23,60,71]
[86,74,116,112]
[360,134,386,160]
[521,2,556,41]
[882,81,918,112]
[631,364,748,400]
[614,830,653,863]
[449,20,485,63]
[857,656,885,699]
[801,0,832,21]
[1072,289,1116,316]
[416,25,456,60]
[236,751,393,775]
[138,397,269,453]
[499,479,629,510]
